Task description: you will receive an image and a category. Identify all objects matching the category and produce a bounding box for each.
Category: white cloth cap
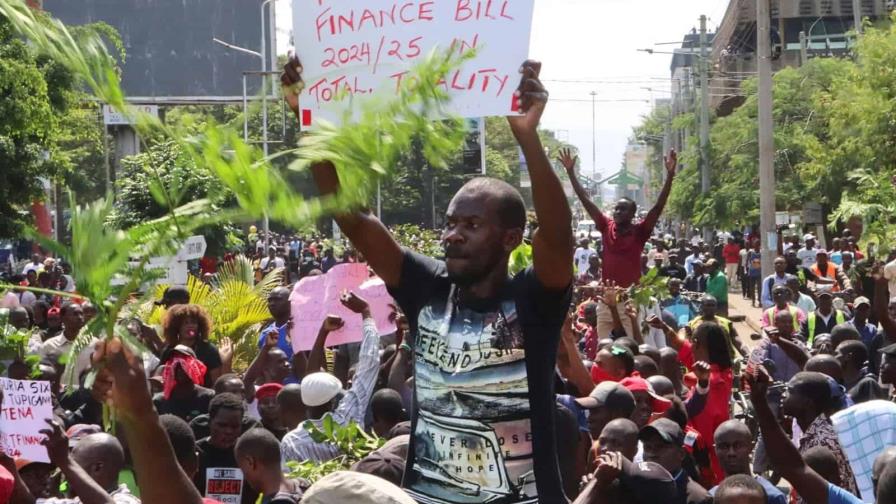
[302,471,416,504]
[300,372,343,407]
[803,233,816,241]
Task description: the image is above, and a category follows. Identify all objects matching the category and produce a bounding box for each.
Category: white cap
[803,233,816,241]
[301,372,344,407]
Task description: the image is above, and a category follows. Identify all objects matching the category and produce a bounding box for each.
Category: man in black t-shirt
[282,59,575,502]
[194,393,260,504]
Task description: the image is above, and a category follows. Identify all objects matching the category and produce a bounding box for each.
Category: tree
[0,14,56,238]
[108,140,242,256]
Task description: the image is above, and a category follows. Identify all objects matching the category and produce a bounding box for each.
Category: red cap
[255,382,284,401]
[47,307,61,317]
[620,376,672,413]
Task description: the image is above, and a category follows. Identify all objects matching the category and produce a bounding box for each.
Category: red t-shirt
[678,340,732,485]
[596,213,653,288]
[722,243,741,264]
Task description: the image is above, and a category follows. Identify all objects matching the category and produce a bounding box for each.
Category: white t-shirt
[797,247,819,269]
[22,262,41,275]
[573,247,596,273]
[884,258,896,299]
[739,248,749,268]
[260,257,285,270]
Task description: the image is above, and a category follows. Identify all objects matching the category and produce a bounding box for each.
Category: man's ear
[503,228,524,253]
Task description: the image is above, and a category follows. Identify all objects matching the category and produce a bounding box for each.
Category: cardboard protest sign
[292,0,536,125]
[289,263,397,351]
[0,378,54,463]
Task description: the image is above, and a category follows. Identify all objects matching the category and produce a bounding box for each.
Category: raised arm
[557,314,596,396]
[641,150,677,231]
[304,315,344,376]
[40,419,115,504]
[99,339,205,504]
[507,60,574,291]
[281,57,403,287]
[766,328,810,369]
[747,367,830,504]
[558,148,604,224]
[873,265,896,340]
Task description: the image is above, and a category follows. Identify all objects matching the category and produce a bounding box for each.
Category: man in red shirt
[560,147,678,337]
[722,237,741,290]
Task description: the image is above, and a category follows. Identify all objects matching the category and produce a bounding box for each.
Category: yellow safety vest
[806,311,846,345]
[764,305,801,332]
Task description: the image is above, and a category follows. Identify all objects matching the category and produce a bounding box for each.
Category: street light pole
[260,0,275,252]
[699,14,711,242]
[758,0,777,276]
[590,90,598,201]
[852,0,863,35]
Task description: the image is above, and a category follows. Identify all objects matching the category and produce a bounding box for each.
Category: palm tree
[139,255,285,370]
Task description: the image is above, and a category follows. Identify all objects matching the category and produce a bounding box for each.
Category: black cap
[156,285,190,306]
[639,418,685,446]
[619,457,676,503]
[350,449,405,486]
[880,343,896,357]
[575,381,636,411]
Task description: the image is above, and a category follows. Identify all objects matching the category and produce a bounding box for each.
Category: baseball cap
[617,456,676,503]
[639,418,685,446]
[817,290,834,299]
[351,449,406,486]
[804,233,816,241]
[156,285,190,306]
[854,296,871,307]
[301,372,344,407]
[255,383,284,401]
[302,471,416,504]
[816,249,829,256]
[575,381,636,411]
[880,342,896,357]
[620,376,672,413]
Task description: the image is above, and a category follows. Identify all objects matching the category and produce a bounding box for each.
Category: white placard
[292,0,535,126]
[0,378,54,463]
[205,467,244,504]
[103,104,159,125]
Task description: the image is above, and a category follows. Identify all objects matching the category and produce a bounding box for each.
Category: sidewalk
[727,295,764,352]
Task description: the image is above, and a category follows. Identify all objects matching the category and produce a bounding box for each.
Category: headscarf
[162,349,207,400]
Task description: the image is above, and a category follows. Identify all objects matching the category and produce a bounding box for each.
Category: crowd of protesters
[0,58,894,504]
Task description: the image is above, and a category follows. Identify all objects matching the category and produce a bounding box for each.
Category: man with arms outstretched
[559,146,677,337]
[282,60,574,502]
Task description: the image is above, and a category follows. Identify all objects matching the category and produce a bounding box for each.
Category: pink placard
[289,263,397,352]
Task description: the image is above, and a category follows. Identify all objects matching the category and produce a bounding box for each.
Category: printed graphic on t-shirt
[206,467,244,504]
[405,296,537,504]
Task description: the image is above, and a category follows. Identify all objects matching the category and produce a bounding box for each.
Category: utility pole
[799,30,808,65]
[699,15,711,242]
[590,91,599,201]
[758,0,776,276]
[852,0,863,35]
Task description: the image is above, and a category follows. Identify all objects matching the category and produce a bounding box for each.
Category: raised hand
[743,365,771,402]
[664,148,678,177]
[219,336,235,365]
[96,337,152,419]
[507,60,548,136]
[340,290,370,315]
[693,360,711,383]
[558,148,578,176]
[623,300,638,321]
[594,451,623,489]
[39,418,70,467]
[321,315,344,332]
[280,53,304,116]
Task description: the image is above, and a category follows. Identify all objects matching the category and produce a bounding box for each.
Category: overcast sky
[276,0,730,179]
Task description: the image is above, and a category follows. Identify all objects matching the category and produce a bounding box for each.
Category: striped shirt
[280,318,380,466]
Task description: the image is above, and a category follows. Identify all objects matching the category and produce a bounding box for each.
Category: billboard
[42,0,265,98]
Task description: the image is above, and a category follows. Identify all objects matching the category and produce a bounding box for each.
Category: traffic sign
[176,235,207,261]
